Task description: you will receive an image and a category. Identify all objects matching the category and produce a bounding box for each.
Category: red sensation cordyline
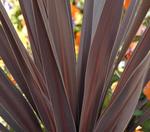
[0,0,150,132]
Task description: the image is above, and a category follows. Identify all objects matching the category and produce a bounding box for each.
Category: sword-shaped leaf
[0,105,22,131]
[0,68,42,131]
[80,0,124,131]
[0,3,56,131]
[94,53,150,132]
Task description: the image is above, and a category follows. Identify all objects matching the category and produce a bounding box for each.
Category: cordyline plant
[0,0,150,131]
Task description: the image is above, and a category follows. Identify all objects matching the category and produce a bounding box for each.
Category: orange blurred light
[71,4,80,18]
[143,81,150,100]
[124,0,131,10]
